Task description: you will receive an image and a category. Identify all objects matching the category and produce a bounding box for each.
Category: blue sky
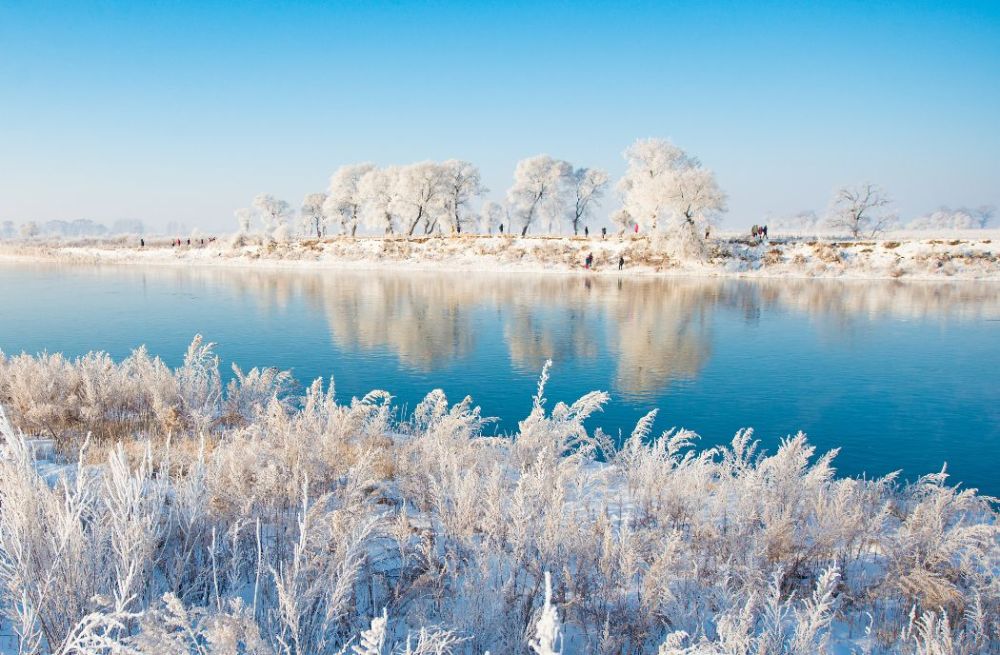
[1,0,998,231]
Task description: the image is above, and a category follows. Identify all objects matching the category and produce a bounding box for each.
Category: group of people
[165,237,215,247]
[751,224,769,240]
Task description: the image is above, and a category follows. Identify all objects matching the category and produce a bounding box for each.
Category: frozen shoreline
[1,232,999,281]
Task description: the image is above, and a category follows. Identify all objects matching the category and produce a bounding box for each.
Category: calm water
[2,261,999,495]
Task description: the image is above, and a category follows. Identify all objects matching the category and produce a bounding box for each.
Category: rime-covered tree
[395,162,448,236]
[611,208,634,235]
[479,200,507,235]
[234,208,255,234]
[826,183,896,237]
[617,138,726,240]
[569,167,609,235]
[324,163,376,236]
[359,167,401,234]
[301,192,328,238]
[908,205,995,230]
[441,159,485,234]
[507,155,572,236]
[252,193,292,233]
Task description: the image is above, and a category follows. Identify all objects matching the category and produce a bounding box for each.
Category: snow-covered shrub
[0,342,997,654]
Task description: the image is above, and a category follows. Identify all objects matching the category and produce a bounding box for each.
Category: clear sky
[1,0,998,231]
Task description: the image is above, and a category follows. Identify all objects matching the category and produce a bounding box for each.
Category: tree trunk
[408,208,424,236]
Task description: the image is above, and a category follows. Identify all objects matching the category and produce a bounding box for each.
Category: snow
[0,339,997,653]
[1,231,998,281]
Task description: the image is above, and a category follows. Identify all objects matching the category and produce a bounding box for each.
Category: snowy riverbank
[2,231,999,280]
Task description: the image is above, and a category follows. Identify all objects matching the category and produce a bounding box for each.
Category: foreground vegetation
[0,339,997,654]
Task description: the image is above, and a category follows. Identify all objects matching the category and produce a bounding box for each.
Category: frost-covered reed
[0,339,996,654]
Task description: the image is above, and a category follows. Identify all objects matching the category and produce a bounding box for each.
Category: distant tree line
[0,218,147,240]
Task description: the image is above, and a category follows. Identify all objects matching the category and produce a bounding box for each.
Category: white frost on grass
[0,339,997,654]
[1,231,998,280]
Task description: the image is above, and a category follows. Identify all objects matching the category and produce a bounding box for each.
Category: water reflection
[5,261,997,494]
[12,263,993,401]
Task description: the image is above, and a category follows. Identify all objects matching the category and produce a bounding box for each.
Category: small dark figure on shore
[763,225,768,238]
[618,256,624,271]
[584,226,589,238]
[140,238,144,248]
[601,227,607,240]
[705,228,710,240]
[186,239,191,246]
[499,224,504,234]
[584,253,593,269]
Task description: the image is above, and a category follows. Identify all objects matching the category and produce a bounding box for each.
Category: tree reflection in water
[168,268,999,400]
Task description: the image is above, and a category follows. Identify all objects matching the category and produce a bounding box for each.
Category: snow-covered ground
[1,231,998,280]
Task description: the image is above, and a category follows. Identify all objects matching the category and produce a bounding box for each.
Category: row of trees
[240,140,991,244]
[236,139,729,242]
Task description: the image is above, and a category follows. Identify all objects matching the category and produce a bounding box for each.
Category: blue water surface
[2,262,998,495]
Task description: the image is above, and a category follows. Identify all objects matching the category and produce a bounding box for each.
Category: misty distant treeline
[0,218,151,240]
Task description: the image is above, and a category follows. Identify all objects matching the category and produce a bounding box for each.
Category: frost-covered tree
[611,208,634,235]
[324,163,376,236]
[617,138,726,246]
[301,192,328,238]
[252,194,293,233]
[395,162,448,236]
[479,200,506,235]
[507,155,572,236]
[441,159,486,234]
[826,183,897,238]
[234,208,255,234]
[569,167,609,235]
[908,205,995,230]
[673,167,727,226]
[359,167,401,234]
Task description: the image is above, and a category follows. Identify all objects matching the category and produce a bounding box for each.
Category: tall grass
[0,338,996,653]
